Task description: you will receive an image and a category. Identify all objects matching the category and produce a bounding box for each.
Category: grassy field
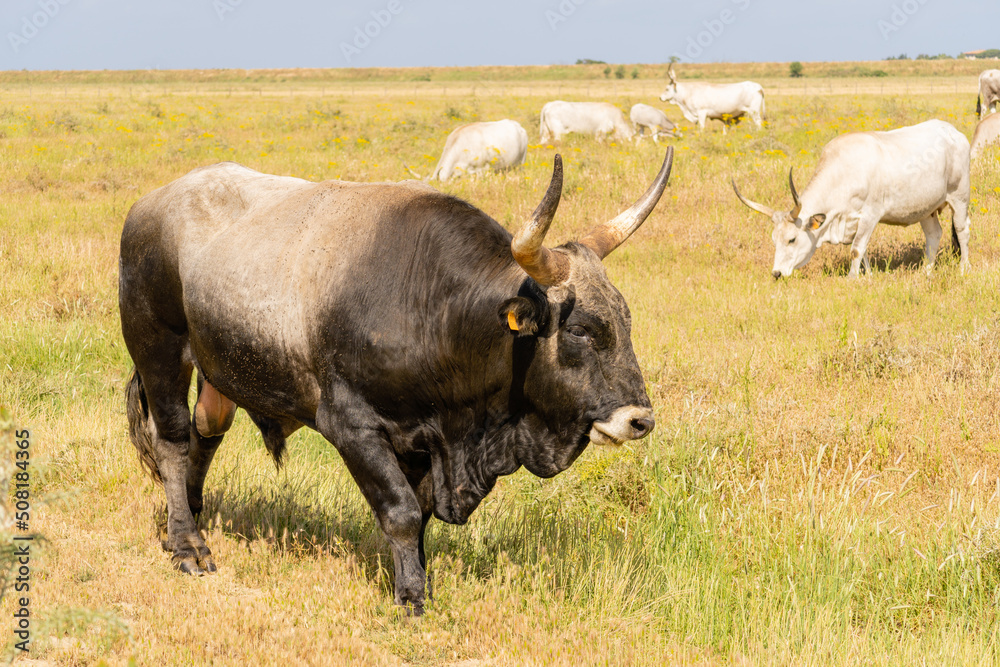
[3,68,1000,664]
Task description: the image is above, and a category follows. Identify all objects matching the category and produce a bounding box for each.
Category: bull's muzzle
[772,270,782,280]
[589,406,655,446]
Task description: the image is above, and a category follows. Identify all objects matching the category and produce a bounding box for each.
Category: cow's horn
[788,168,802,219]
[512,154,569,286]
[581,147,673,260]
[732,178,776,218]
[668,64,677,83]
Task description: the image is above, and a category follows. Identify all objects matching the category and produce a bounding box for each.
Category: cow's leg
[918,213,943,273]
[186,373,236,520]
[847,216,879,279]
[315,390,426,613]
[697,112,707,132]
[947,196,972,274]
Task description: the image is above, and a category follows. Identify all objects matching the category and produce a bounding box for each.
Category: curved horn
[668,64,677,83]
[731,178,776,218]
[511,154,569,286]
[580,147,673,260]
[788,168,802,219]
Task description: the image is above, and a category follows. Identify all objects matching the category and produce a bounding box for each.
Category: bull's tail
[977,95,982,117]
[760,91,767,122]
[126,368,163,483]
[952,214,961,254]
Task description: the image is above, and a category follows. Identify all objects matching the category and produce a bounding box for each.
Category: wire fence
[0,77,983,101]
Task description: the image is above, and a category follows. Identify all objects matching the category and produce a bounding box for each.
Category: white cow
[409,120,528,182]
[732,120,971,279]
[629,103,679,143]
[978,70,1000,119]
[971,113,1000,160]
[659,65,765,133]
[539,101,635,143]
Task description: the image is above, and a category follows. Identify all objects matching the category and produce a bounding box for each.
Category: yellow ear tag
[507,311,520,331]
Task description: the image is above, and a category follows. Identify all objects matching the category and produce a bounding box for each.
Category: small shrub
[614,65,626,80]
[603,66,611,78]
[789,61,804,78]
[631,68,639,79]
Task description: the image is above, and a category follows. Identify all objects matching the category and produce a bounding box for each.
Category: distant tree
[631,68,639,79]
[789,61,804,78]
[614,65,626,80]
[977,49,1000,59]
[576,58,606,65]
[603,66,611,78]
[669,55,681,64]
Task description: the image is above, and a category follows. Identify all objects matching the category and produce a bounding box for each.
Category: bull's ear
[808,213,826,230]
[499,297,545,336]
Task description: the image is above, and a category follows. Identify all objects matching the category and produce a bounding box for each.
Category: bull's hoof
[199,555,217,573]
[172,548,216,576]
[173,555,206,576]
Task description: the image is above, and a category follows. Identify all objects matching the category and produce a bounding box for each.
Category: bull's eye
[788,237,796,244]
[566,325,590,341]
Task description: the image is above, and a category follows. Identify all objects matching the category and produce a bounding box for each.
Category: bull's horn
[788,168,802,219]
[403,163,424,180]
[732,178,776,218]
[511,154,569,286]
[580,147,673,260]
[667,64,677,83]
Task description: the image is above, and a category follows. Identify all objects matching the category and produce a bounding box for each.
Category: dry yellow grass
[3,70,1000,664]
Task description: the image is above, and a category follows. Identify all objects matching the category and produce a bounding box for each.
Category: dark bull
[118,148,673,613]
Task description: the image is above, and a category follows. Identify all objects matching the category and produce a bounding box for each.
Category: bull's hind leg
[124,330,217,575]
[186,373,236,521]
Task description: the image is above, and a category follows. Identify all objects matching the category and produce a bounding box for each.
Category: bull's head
[500,149,672,476]
[659,65,679,103]
[732,169,827,279]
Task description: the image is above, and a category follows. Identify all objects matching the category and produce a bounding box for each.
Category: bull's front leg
[315,389,427,614]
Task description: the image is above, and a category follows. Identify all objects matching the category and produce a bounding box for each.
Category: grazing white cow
[659,65,765,133]
[409,120,528,182]
[977,70,1000,119]
[629,103,679,143]
[732,120,971,279]
[539,101,635,143]
[971,113,1000,160]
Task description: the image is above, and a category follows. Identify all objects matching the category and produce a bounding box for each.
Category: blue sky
[1,0,997,70]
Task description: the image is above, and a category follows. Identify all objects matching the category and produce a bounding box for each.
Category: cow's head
[659,65,679,104]
[732,169,827,279]
[500,149,672,477]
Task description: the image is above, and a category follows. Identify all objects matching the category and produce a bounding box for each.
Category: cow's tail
[760,90,767,122]
[951,213,961,254]
[126,367,163,484]
[977,95,982,117]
